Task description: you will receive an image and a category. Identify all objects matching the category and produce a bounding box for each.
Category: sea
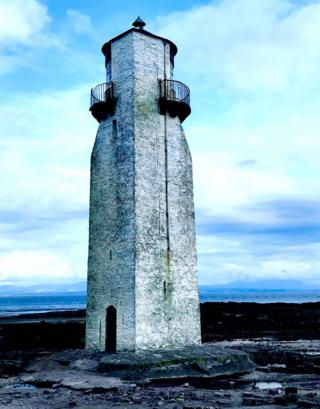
[0,287,320,317]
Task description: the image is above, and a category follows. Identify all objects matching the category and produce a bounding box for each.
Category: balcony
[159,79,191,122]
[90,82,115,122]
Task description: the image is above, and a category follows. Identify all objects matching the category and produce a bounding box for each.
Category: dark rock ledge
[1,344,254,389]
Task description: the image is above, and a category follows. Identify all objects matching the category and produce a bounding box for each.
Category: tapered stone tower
[86,18,201,352]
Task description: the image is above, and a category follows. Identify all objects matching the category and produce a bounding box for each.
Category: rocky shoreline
[0,302,319,408]
[201,302,320,342]
[0,340,320,408]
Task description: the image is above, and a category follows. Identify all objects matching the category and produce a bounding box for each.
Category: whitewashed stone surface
[86,29,201,351]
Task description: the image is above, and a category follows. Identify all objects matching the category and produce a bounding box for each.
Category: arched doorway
[106,305,116,352]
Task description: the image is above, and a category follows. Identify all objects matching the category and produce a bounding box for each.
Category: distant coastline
[200,287,320,303]
[1,285,320,317]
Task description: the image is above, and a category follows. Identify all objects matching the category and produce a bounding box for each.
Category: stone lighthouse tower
[86,18,201,352]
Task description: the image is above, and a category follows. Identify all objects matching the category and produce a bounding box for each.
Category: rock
[0,359,25,376]
[19,370,67,386]
[242,394,269,406]
[298,399,318,408]
[60,374,122,391]
[70,359,99,371]
[4,383,37,391]
[285,386,298,395]
[191,391,203,400]
[285,387,298,403]
[27,358,64,372]
[274,395,287,405]
[98,345,255,380]
[192,362,210,375]
[111,396,124,403]
[268,388,281,396]
[132,394,143,404]
[306,392,317,398]
[19,370,123,391]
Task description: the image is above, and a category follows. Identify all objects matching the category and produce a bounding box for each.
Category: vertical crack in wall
[163,41,170,256]
[164,112,170,253]
[163,43,173,343]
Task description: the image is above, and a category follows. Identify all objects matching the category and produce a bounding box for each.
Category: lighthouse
[85,18,201,352]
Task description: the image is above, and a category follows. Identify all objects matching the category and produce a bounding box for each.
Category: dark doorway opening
[106,305,116,352]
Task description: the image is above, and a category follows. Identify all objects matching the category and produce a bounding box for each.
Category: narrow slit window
[112,119,117,139]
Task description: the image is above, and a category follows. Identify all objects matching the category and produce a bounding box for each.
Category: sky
[0,0,320,288]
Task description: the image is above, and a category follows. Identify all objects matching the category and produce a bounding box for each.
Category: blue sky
[1,0,320,287]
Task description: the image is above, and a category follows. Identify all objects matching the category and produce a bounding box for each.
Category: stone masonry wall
[86,33,136,351]
[133,32,168,349]
[133,31,201,349]
[86,29,201,351]
[165,117,201,347]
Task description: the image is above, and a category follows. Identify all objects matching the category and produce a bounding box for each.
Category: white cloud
[0,0,55,49]
[0,85,96,285]
[188,118,320,224]
[156,0,320,93]
[0,210,89,286]
[0,251,75,285]
[0,0,65,74]
[0,0,50,46]
[0,85,94,213]
[67,9,92,34]
[197,235,320,286]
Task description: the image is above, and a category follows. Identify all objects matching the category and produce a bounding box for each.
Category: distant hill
[0,279,317,297]
[0,281,86,296]
[200,279,315,291]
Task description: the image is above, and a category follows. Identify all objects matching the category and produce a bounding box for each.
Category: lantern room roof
[101,23,178,58]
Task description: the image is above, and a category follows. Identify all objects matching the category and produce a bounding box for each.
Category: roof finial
[132,16,146,29]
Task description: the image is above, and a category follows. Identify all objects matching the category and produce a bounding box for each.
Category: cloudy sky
[0,0,320,287]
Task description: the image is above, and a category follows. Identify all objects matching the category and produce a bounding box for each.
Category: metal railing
[90,82,113,108]
[160,79,190,106]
